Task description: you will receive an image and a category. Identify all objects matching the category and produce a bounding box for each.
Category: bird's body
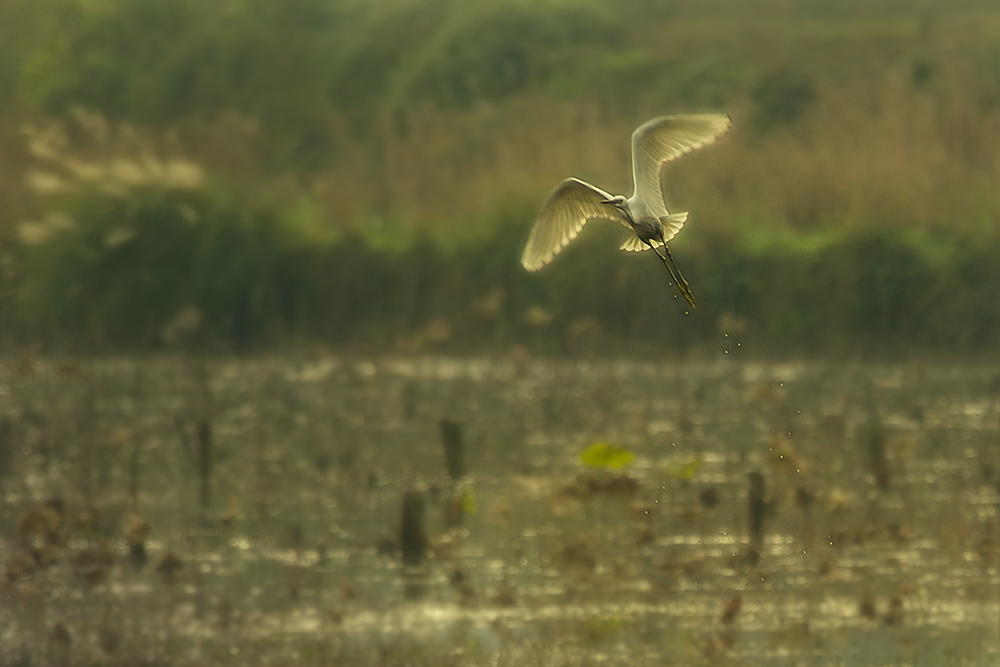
[521,114,731,308]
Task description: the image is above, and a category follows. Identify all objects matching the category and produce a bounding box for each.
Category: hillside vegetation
[1,0,998,356]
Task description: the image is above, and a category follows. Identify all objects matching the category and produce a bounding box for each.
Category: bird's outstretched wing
[631,114,731,217]
[521,178,624,271]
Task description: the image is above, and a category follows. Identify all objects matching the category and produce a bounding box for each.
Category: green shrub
[751,68,817,133]
[10,193,999,357]
[18,187,289,348]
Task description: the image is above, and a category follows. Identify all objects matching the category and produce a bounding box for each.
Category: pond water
[1,355,998,666]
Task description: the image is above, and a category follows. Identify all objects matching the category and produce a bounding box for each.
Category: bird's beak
[600,199,613,205]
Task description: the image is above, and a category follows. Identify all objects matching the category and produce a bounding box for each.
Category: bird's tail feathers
[660,212,688,242]
[620,236,653,252]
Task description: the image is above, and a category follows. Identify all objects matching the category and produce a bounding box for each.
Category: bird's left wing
[631,114,731,217]
[521,178,624,271]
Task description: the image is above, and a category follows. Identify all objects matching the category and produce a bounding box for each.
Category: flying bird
[521,114,731,308]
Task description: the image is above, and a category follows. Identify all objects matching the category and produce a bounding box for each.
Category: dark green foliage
[842,232,926,339]
[699,228,1000,356]
[18,187,289,348]
[11,186,999,357]
[6,0,613,126]
[328,1,449,112]
[912,59,936,87]
[331,2,612,113]
[409,11,538,107]
[751,69,817,133]
[8,0,342,169]
[404,4,610,108]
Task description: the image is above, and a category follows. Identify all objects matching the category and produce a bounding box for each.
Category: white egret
[521,114,731,308]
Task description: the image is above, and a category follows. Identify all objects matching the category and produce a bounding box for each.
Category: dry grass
[1,3,997,251]
[305,8,1000,244]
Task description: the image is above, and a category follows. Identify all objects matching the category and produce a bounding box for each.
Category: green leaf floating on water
[580,442,634,469]
[663,457,703,479]
[460,486,478,514]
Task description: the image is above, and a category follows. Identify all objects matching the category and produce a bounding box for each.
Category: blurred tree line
[0,0,997,357]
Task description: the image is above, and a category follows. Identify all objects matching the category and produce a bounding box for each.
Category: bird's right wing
[521,178,623,271]
[632,114,731,217]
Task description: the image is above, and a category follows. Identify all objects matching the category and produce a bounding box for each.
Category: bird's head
[600,195,632,221]
[600,195,628,210]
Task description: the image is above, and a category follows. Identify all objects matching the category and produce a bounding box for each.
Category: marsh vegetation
[1,356,998,665]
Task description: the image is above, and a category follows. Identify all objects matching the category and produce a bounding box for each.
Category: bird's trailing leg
[648,242,696,308]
